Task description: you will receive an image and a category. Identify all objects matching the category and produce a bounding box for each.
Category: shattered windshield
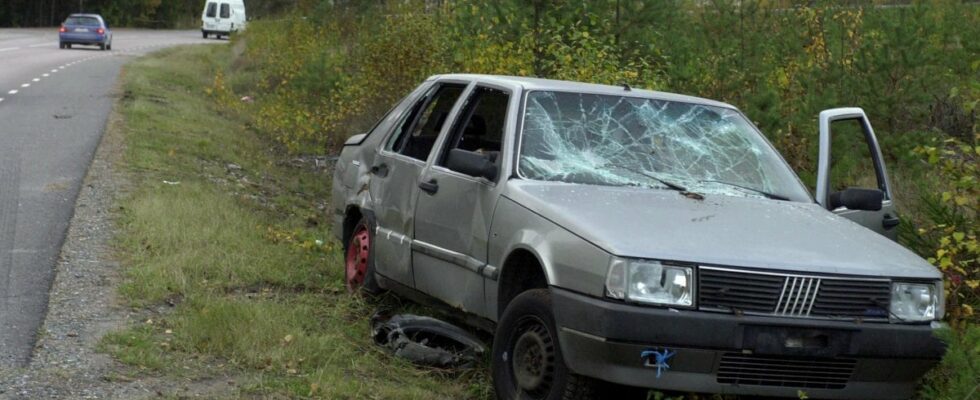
[518,91,809,201]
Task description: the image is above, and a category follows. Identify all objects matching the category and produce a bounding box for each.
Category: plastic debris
[162,180,180,185]
[640,348,675,378]
[371,311,486,369]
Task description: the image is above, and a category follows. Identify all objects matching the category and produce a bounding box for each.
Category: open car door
[816,108,900,240]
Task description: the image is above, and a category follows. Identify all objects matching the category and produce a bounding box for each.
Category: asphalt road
[0,28,214,367]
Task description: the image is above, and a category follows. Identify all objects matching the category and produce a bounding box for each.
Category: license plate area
[742,325,852,358]
[75,28,88,32]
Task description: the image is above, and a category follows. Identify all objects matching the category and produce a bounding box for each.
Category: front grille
[699,268,784,313]
[717,353,856,389]
[811,279,891,319]
[698,267,890,320]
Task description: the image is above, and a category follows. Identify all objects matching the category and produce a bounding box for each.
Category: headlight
[605,259,694,307]
[890,282,941,322]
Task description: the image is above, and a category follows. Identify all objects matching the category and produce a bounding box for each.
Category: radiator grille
[717,353,856,389]
[698,267,890,320]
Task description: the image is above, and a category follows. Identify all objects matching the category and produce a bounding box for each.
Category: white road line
[0,47,18,52]
[8,90,17,95]
[0,98,4,103]
[42,73,49,77]
[20,83,30,88]
[59,66,65,69]
[32,78,40,82]
[28,43,49,48]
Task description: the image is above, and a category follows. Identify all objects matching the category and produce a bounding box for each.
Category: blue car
[59,14,113,51]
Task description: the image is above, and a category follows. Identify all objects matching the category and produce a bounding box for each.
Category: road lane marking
[27,43,49,48]
[32,78,40,82]
[0,98,4,103]
[8,90,17,94]
[20,83,30,88]
[51,69,58,73]
[0,47,18,52]
[42,74,49,77]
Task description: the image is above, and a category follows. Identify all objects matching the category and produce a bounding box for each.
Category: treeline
[0,0,305,28]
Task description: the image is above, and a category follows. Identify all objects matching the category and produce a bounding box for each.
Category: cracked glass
[519,91,809,201]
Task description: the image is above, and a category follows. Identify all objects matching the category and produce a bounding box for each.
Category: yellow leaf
[963,304,974,316]
[966,280,980,289]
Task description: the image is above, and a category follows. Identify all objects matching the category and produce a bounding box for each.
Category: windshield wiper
[607,165,687,192]
[698,180,790,201]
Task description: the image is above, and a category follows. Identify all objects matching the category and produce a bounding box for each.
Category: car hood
[505,181,939,279]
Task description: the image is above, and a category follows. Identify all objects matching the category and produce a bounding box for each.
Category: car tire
[202,31,208,39]
[492,289,621,400]
[59,42,64,49]
[100,43,106,51]
[344,215,382,295]
[66,44,71,49]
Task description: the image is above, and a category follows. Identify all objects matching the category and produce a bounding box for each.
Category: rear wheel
[202,31,208,39]
[344,216,381,294]
[99,43,106,51]
[59,42,64,49]
[107,42,112,51]
[66,44,72,49]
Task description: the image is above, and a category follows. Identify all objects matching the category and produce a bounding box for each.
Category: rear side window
[386,83,467,161]
[206,3,217,18]
[438,87,510,166]
[220,3,231,18]
[65,17,100,26]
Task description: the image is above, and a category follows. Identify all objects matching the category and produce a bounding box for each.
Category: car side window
[206,3,217,18]
[220,3,231,18]
[386,83,466,161]
[438,87,510,167]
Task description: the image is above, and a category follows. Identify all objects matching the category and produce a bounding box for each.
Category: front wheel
[344,216,381,295]
[493,289,610,400]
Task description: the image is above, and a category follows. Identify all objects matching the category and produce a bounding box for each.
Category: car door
[369,81,468,286]
[816,108,900,240]
[218,3,232,32]
[413,85,512,317]
[204,2,217,30]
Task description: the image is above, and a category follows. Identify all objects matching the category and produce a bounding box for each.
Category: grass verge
[99,44,490,399]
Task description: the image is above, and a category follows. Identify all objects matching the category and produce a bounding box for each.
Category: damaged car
[331,74,945,400]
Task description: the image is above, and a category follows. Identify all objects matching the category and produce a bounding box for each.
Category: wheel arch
[496,247,550,320]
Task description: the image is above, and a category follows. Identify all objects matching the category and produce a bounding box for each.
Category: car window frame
[430,83,514,186]
[206,2,218,18]
[379,79,472,165]
[219,3,231,18]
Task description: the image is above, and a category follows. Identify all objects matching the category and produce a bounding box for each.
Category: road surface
[0,28,213,367]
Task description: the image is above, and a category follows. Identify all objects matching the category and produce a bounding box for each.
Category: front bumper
[552,287,945,399]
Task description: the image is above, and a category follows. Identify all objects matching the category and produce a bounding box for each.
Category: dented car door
[369,82,467,286]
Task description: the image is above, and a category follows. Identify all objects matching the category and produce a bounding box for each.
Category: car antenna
[621,83,632,92]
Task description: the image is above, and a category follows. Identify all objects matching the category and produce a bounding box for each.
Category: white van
[202,0,246,39]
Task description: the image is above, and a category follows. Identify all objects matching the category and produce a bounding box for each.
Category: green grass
[101,44,491,399]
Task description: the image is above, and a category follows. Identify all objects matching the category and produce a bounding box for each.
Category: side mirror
[829,188,884,211]
[446,149,497,181]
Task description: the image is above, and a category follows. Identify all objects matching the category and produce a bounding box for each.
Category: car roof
[428,73,736,110]
[67,14,104,20]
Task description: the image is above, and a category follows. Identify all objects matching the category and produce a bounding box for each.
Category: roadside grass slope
[100,44,490,399]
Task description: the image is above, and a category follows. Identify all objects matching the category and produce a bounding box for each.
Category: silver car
[331,75,944,400]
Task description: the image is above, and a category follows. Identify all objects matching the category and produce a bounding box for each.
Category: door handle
[882,214,900,230]
[419,179,439,195]
[370,163,388,177]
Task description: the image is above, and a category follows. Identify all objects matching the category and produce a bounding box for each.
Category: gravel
[0,105,234,399]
